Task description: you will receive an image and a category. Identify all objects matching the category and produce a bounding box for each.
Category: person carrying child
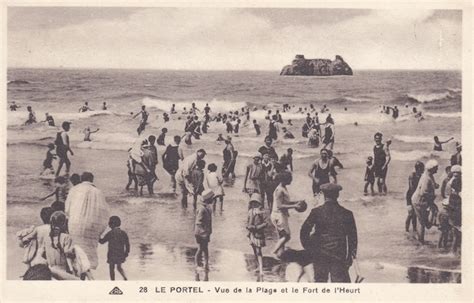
[246,193,267,281]
[194,189,214,270]
[205,163,225,212]
[99,216,130,281]
[364,156,375,195]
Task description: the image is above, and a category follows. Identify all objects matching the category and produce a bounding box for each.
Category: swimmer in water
[133,105,149,135]
[79,102,93,113]
[41,113,55,126]
[433,136,454,151]
[83,127,100,141]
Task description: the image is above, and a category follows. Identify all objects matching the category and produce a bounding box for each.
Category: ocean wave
[8,80,30,85]
[394,135,433,143]
[425,112,461,118]
[391,150,450,161]
[8,110,113,126]
[406,91,457,103]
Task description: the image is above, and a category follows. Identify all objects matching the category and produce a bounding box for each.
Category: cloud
[8,8,462,70]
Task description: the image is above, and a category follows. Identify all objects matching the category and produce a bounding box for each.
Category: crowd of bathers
[14,99,461,282]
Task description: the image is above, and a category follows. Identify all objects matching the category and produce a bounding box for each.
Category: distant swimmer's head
[434,136,439,143]
[27,106,32,111]
[81,171,94,183]
[62,121,72,131]
[174,135,181,144]
[196,149,207,160]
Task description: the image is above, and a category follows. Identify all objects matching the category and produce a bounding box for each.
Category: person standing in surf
[222,136,237,179]
[433,136,454,151]
[405,161,424,232]
[243,153,263,196]
[321,115,335,150]
[25,106,37,125]
[373,132,391,195]
[133,105,149,135]
[162,135,184,193]
[41,113,55,127]
[55,121,74,177]
[308,148,336,198]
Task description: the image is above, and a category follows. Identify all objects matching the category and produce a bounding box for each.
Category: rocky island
[280,55,353,76]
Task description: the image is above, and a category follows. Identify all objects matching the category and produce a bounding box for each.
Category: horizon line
[7,66,462,72]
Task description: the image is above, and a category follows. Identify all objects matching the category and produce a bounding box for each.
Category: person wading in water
[373,132,391,195]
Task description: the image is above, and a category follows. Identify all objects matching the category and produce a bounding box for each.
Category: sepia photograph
[4,4,466,288]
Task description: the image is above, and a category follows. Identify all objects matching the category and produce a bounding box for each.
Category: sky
[7,7,462,70]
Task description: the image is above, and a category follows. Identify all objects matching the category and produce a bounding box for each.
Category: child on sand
[99,216,130,281]
[40,176,69,203]
[195,189,214,269]
[205,163,225,212]
[364,156,375,196]
[246,193,267,281]
[41,143,57,176]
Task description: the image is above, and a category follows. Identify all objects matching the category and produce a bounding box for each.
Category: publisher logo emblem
[109,287,124,295]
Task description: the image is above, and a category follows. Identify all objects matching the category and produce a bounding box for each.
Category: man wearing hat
[55,121,74,177]
[176,149,206,209]
[195,189,214,269]
[450,142,462,166]
[300,183,357,282]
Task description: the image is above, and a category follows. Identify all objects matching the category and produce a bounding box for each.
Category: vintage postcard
[0,0,472,302]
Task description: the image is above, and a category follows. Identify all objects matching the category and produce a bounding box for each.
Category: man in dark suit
[300,183,357,282]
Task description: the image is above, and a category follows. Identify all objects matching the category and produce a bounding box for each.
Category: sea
[6,68,462,282]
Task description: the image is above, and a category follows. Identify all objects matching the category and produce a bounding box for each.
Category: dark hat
[320,183,343,194]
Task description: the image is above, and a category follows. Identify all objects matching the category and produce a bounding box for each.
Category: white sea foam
[407,92,452,103]
[394,135,433,143]
[391,150,450,161]
[425,112,461,118]
[142,97,248,113]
